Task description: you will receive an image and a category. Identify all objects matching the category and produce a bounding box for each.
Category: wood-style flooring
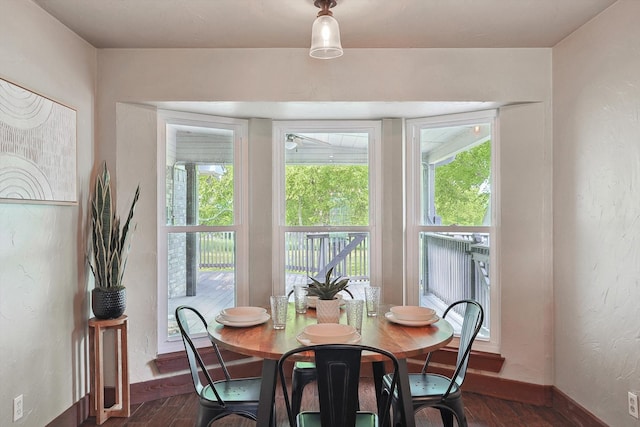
[79,380,576,427]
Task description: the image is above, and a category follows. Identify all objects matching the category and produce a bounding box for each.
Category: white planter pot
[316,298,341,323]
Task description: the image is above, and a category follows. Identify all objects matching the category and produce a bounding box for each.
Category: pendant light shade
[309,0,343,59]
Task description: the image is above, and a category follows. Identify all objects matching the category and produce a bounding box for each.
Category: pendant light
[309,0,343,59]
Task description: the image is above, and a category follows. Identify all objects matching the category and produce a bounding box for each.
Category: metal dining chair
[381,299,484,427]
[175,305,271,427]
[287,288,355,416]
[279,343,399,427]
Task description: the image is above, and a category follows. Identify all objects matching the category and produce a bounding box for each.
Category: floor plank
[80,380,577,427]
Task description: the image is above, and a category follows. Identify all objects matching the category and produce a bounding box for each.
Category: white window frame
[405,110,500,353]
[271,121,383,294]
[156,110,249,354]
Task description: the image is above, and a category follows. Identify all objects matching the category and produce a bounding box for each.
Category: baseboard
[45,395,89,427]
[132,357,263,404]
[53,356,605,426]
[553,388,609,427]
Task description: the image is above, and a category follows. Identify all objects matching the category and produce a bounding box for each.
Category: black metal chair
[279,343,399,427]
[382,300,484,427]
[175,305,269,427]
[287,288,355,417]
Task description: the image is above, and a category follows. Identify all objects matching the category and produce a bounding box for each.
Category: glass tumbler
[364,286,381,317]
[294,286,308,314]
[345,299,364,333]
[270,295,288,329]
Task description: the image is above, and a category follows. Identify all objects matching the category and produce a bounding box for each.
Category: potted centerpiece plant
[307,267,350,323]
[88,162,140,319]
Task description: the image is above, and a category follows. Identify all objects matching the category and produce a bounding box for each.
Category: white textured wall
[0,1,96,426]
[97,47,554,385]
[553,1,640,425]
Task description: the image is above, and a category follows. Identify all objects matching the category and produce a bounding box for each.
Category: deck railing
[198,231,370,280]
[420,232,490,330]
[285,232,369,280]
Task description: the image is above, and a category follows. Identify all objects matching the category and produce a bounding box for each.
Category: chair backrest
[422,300,484,398]
[175,305,231,404]
[279,344,399,427]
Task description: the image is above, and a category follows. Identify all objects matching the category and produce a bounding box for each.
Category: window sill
[155,348,254,374]
[411,347,505,373]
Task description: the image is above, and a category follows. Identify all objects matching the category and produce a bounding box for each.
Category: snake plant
[307,267,350,300]
[89,162,140,290]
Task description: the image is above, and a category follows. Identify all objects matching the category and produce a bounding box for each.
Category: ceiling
[34,0,615,49]
[32,0,616,120]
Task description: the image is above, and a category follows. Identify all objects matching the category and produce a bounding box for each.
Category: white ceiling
[32,0,616,119]
[34,0,615,49]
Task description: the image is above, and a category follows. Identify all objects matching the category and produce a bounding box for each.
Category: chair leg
[440,408,455,427]
[291,372,314,416]
[390,396,403,427]
[445,399,468,427]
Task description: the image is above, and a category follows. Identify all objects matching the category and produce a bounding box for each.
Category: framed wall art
[0,77,77,205]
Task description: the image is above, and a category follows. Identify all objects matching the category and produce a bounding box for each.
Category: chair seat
[295,361,317,370]
[382,372,461,403]
[297,411,378,427]
[201,377,263,404]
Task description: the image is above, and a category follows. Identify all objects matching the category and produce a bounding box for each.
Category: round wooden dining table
[208,302,454,427]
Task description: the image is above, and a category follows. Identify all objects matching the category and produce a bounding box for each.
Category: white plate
[390,305,436,321]
[296,331,362,345]
[219,306,267,323]
[303,323,356,343]
[215,313,270,327]
[385,311,440,327]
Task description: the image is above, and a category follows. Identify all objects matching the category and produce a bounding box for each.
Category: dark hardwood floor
[80,380,576,427]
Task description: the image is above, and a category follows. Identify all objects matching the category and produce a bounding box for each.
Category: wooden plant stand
[88,315,130,425]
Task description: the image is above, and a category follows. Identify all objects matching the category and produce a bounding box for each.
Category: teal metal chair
[175,305,271,427]
[279,344,399,427]
[287,288,355,417]
[382,300,484,427]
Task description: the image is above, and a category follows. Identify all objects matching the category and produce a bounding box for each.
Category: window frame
[156,110,249,354]
[271,120,383,295]
[405,110,500,353]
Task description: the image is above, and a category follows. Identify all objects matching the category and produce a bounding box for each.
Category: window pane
[419,232,490,339]
[166,125,234,226]
[420,124,491,226]
[284,231,370,296]
[284,132,369,226]
[167,231,236,339]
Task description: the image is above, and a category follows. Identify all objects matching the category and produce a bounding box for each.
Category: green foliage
[285,165,369,226]
[198,166,234,226]
[307,267,350,300]
[89,162,140,289]
[434,141,491,225]
[194,141,490,230]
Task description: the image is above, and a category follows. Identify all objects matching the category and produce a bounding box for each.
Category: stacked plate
[297,323,361,345]
[385,305,440,326]
[215,306,270,327]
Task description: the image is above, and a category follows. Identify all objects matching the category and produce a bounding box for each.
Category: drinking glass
[364,286,381,317]
[294,286,308,314]
[270,295,288,329]
[345,299,364,333]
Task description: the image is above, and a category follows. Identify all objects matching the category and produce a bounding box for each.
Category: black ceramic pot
[91,287,126,319]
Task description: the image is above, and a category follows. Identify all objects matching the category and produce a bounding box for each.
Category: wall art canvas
[0,78,77,204]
